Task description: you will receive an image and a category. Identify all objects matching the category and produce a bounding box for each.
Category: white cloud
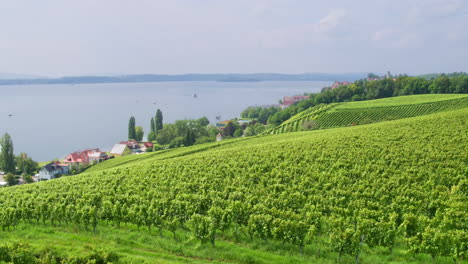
[318,8,347,33]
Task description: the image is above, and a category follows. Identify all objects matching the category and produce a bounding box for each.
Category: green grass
[1,223,458,264]
[333,94,468,110]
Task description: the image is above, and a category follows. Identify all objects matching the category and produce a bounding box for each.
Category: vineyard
[266,94,468,134]
[0,102,467,263]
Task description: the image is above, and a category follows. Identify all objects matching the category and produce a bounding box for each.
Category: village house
[88,151,110,164]
[281,95,309,108]
[139,142,154,152]
[120,140,142,153]
[110,144,132,157]
[38,162,70,181]
[216,120,231,128]
[62,148,108,166]
[331,81,351,89]
[216,133,223,142]
[0,172,7,187]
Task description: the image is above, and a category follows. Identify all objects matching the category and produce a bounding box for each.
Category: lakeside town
[0,91,322,186]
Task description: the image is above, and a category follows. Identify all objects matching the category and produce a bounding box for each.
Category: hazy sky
[1,0,467,76]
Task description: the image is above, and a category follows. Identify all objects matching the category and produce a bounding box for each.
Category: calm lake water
[0,81,330,161]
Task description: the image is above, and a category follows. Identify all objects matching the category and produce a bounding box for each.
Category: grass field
[333,94,467,109]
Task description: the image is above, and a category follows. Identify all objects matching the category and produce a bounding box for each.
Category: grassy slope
[267,94,468,134]
[333,94,467,109]
[1,106,467,263]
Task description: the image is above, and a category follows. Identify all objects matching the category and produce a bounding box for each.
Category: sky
[0,0,467,76]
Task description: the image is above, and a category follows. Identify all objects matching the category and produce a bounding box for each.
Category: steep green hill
[0,106,467,263]
[266,94,468,134]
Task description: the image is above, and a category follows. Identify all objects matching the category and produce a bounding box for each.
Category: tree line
[0,133,38,186]
[241,74,468,126]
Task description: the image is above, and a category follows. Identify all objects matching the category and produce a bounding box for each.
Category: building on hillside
[140,142,154,152]
[38,162,70,181]
[216,133,223,142]
[63,148,98,166]
[281,95,309,108]
[216,120,231,128]
[331,81,351,89]
[0,173,7,187]
[88,151,109,164]
[62,148,108,166]
[120,140,142,153]
[110,144,132,157]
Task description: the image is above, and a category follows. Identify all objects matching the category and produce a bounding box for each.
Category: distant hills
[0,73,367,85]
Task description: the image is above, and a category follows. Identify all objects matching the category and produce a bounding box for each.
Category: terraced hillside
[266,94,468,134]
[0,106,467,263]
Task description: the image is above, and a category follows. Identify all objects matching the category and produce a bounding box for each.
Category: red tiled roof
[143,142,154,148]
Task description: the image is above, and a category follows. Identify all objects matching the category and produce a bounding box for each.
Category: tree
[156,124,176,145]
[150,117,156,134]
[15,153,38,176]
[155,109,163,134]
[135,126,144,142]
[0,133,15,174]
[128,116,136,140]
[243,127,255,137]
[197,117,210,127]
[223,122,236,137]
[5,173,18,186]
[22,174,34,184]
[147,131,156,142]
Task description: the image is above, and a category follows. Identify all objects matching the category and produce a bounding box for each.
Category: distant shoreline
[0,73,366,86]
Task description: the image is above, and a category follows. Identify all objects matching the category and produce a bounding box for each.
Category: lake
[0,81,330,161]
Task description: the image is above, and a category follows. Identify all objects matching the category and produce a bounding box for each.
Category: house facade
[38,162,70,180]
[120,140,142,153]
[110,144,132,157]
[63,148,108,166]
[140,142,154,152]
[88,151,109,163]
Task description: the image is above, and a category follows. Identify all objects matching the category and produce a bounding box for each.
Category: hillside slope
[266,94,468,134]
[0,108,467,263]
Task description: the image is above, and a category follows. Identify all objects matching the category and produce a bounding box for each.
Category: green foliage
[4,173,18,186]
[128,116,136,140]
[241,106,281,124]
[150,117,156,134]
[147,131,156,142]
[22,174,34,184]
[135,126,144,142]
[155,109,163,133]
[15,153,38,176]
[0,133,15,174]
[223,121,235,137]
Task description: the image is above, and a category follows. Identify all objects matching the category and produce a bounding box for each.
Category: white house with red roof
[63,148,108,166]
[140,142,154,152]
[120,140,142,153]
